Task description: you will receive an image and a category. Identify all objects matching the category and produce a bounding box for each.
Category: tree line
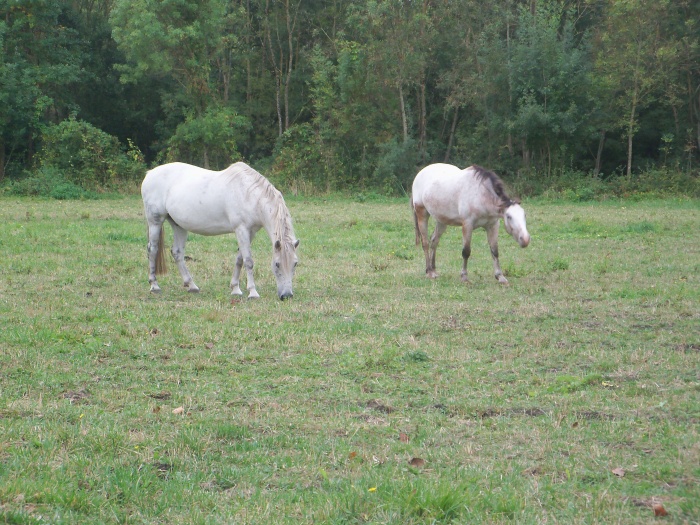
[1,0,699,196]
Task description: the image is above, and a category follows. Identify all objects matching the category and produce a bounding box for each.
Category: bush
[38,118,145,190]
[269,124,337,193]
[4,167,99,199]
[372,138,419,196]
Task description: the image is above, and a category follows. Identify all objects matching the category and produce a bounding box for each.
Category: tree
[595,0,674,177]
[111,0,248,166]
[0,0,85,179]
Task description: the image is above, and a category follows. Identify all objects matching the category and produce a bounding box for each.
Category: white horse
[141,162,299,300]
[411,163,529,284]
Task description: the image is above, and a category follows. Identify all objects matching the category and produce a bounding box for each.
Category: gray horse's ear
[275,240,281,251]
[294,239,300,249]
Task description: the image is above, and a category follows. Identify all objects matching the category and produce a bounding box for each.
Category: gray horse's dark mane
[471,165,517,208]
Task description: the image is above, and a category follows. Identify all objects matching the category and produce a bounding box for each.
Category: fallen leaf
[348,451,357,459]
[205,342,214,349]
[152,406,161,413]
[408,457,426,468]
[172,406,185,415]
[652,503,668,517]
[399,433,409,443]
[368,487,377,492]
[612,467,625,477]
[572,421,579,428]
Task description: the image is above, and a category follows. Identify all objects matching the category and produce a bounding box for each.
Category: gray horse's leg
[168,220,200,292]
[147,222,164,293]
[429,221,448,278]
[414,204,435,278]
[487,222,508,284]
[460,222,474,283]
[233,228,259,299]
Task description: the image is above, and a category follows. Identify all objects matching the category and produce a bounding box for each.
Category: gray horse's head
[272,238,299,300]
[503,203,530,248]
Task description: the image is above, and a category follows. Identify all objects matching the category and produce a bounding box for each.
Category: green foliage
[38,118,145,190]
[1,0,699,196]
[372,138,419,195]
[163,107,249,169]
[4,167,99,200]
[270,124,334,193]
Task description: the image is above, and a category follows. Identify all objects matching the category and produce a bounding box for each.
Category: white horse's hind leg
[147,223,163,293]
[487,222,508,284]
[234,228,259,299]
[169,221,200,293]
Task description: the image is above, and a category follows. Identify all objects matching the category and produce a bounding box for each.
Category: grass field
[0,195,698,524]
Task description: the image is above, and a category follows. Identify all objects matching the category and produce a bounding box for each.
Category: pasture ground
[0,195,698,524]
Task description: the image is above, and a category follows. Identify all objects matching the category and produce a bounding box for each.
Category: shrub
[38,118,145,190]
[372,138,419,196]
[4,167,99,199]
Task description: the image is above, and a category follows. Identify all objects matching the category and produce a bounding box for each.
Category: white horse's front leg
[487,222,508,284]
[235,229,259,299]
[230,251,244,296]
[170,222,200,293]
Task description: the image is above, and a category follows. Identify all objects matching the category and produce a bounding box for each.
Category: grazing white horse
[141,162,299,300]
[411,163,530,284]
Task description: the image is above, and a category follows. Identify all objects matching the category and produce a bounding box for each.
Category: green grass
[0,195,698,524]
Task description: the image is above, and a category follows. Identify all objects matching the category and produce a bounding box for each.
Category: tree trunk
[0,140,5,182]
[265,1,283,137]
[284,0,298,132]
[626,98,637,177]
[444,107,459,163]
[399,84,408,143]
[594,130,606,177]
[419,80,427,162]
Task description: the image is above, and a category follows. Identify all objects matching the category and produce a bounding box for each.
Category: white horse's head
[503,203,530,248]
[272,239,299,300]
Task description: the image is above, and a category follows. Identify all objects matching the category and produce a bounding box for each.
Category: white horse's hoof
[247,291,260,300]
[461,275,471,283]
[231,286,243,296]
[426,271,438,279]
[496,275,509,284]
[150,284,162,293]
[185,283,200,293]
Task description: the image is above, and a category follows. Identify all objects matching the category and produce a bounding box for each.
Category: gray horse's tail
[155,225,167,275]
[410,196,421,247]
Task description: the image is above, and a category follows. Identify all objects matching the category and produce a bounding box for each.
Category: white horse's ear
[294,239,300,249]
[275,240,281,251]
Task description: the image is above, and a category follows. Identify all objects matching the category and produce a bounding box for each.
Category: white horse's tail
[155,225,167,275]
[410,196,421,247]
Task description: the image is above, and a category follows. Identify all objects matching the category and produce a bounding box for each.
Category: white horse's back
[142,162,260,236]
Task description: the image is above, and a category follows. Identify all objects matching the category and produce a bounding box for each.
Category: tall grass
[0,196,698,524]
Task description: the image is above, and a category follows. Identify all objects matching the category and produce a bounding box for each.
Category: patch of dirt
[148,391,172,400]
[365,399,394,413]
[674,343,700,354]
[576,410,617,421]
[62,389,90,404]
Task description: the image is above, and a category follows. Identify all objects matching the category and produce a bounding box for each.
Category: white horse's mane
[224,162,296,246]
